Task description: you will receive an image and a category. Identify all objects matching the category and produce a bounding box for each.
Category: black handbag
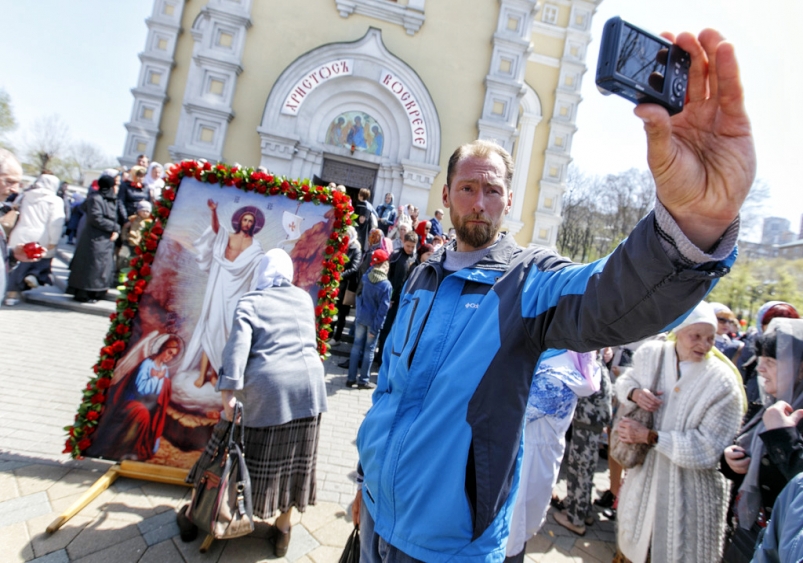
[186,402,255,539]
[339,525,360,563]
[609,347,664,469]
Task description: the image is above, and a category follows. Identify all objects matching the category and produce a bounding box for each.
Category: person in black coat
[68,174,121,302]
[332,227,363,343]
[117,166,150,225]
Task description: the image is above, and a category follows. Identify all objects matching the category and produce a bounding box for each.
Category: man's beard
[237,221,255,236]
[452,213,498,249]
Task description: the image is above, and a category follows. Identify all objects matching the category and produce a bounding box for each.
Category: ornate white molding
[169,0,252,163]
[505,84,541,236]
[477,0,539,153]
[257,28,441,209]
[529,0,602,249]
[120,0,187,166]
[335,0,426,36]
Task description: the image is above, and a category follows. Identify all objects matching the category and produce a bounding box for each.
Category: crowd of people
[0,151,169,305]
[4,23,803,563]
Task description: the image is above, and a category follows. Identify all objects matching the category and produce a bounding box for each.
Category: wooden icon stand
[46,460,191,534]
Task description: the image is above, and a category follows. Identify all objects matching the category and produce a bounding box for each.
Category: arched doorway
[257,28,441,212]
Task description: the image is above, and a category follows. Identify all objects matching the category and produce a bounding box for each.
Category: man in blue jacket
[352,29,756,562]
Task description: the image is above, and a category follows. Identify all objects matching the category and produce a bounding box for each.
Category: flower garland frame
[64,161,354,458]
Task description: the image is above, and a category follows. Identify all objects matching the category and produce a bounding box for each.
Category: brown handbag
[609,347,664,469]
[343,288,357,307]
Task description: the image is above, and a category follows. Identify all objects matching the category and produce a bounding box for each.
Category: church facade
[121,0,603,248]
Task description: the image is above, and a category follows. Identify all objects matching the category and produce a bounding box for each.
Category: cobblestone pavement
[0,302,616,562]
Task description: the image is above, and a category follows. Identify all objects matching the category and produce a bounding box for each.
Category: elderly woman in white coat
[613,301,744,563]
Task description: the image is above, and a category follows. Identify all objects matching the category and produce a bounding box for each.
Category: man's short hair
[434,209,444,216]
[359,188,371,201]
[403,232,419,244]
[0,148,20,174]
[446,140,514,191]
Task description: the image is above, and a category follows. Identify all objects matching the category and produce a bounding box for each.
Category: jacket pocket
[391,296,419,357]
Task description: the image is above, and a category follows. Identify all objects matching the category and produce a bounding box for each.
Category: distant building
[762,216,793,246]
[738,239,778,260]
[777,239,803,260]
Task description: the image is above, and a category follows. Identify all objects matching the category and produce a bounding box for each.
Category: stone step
[22,285,116,317]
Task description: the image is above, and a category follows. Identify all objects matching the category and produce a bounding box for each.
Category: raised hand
[637,29,756,251]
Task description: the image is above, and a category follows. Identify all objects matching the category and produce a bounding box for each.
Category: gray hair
[0,148,21,174]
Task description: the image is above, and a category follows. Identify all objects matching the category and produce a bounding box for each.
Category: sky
[0,0,800,235]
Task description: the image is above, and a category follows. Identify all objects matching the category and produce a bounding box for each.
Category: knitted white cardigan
[615,340,743,563]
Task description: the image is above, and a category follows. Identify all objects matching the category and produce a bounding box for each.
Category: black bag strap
[226,401,246,452]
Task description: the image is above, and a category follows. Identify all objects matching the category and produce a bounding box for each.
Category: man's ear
[504,188,512,215]
[442,184,450,208]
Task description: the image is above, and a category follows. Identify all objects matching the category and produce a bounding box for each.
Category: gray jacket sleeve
[216,300,254,391]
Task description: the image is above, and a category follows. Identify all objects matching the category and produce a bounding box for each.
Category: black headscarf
[97,175,116,197]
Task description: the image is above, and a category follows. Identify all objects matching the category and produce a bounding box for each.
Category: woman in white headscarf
[181,249,328,557]
[143,162,165,201]
[613,301,744,563]
[721,318,803,562]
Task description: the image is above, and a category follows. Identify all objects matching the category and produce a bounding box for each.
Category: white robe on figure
[180,225,263,376]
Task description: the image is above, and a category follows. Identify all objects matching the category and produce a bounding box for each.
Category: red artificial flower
[109,312,117,321]
[318,329,330,340]
[333,271,341,281]
[123,308,136,320]
[321,275,331,284]
[90,393,106,405]
[203,161,212,170]
[142,254,154,264]
[303,194,312,202]
[132,286,144,295]
[315,306,323,316]
[127,270,137,281]
[333,220,342,229]
[145,239,158,251]
[331,288,339,298]
[269,186,279,195]
[85,426,95,435]
[224,178,234,186]
[135,278,146,288]
[130,257,141,268]
[77,438,91,451]
[139,264,152,277]
[93,365,99,374]
[127,292,139,303]
[63,441,73,454]
[266,174,274,183]
[301,185,310,193]
[164,189,176,201]
[256,184,267,194]
[208,173,218,184]
[322,316,333,325]
[181,161,194,171]
[318,290,327,299]
[115,324,130,335]
[318,194,328,203]
[96,378,111,390]
[157,207,170,218]
[319,342,328,355]
[288,191,298,200]
[151,225,164,236]
[325,245,334,255]
[100,359,115,370]
[101,346,113,356]
[194,170,203,181]
[327,303,336,312]
[112,340,126,353]
[134,246,143,256]
[281,180,290,191]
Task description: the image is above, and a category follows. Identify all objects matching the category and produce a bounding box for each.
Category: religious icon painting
[325,111,384,156]
[66,162,353,467]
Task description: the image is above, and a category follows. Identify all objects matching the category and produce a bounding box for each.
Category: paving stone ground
[0,296,617,562]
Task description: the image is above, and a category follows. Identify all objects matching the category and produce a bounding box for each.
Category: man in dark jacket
[376,231,418,362]
[351,28,757,563]
[346,249,391,389]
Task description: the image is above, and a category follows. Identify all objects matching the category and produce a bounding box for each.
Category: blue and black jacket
[356,213,736,562]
